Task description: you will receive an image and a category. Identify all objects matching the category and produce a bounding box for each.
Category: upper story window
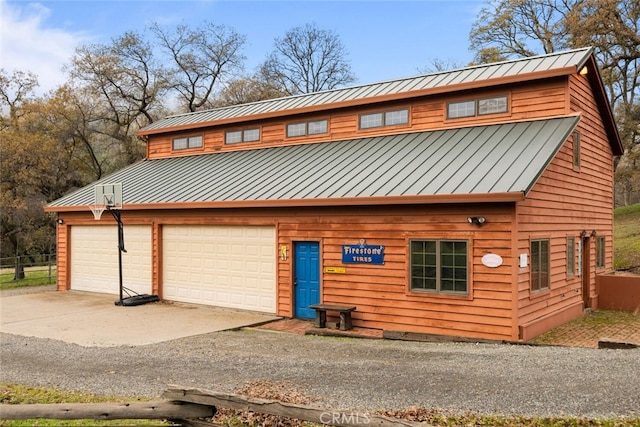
[173,135,203,151]
[286,119,328,138]
[360,108,409,129]
[448,101,475,119]
[448,95,508,119]
[225,128,260,144]
[573,131,581,169]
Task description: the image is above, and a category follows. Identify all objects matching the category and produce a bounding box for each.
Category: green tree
[0,74,88,271]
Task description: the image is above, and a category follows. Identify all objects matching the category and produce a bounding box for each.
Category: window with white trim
[410,239,468,294]
[360,108,409,129]
[225,128,260,144]
[173,135,203,150]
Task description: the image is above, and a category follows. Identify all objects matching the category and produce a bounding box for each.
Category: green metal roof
[139,48,592,134]
[48,116,580,211]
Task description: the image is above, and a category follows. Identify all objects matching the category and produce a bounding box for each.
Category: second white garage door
[162,225,276,313]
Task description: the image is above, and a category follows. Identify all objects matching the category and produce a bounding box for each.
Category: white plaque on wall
[481,253,503,268]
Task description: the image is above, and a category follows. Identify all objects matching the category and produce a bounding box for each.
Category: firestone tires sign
[341,244,384,264]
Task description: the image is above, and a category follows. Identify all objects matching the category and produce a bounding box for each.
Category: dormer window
[448,95,508,119]
[225,128,260,144]
[286,119,328,138]
[173,135,203,150]
[359,108,409,129]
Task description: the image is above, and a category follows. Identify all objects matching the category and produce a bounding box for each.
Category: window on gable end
[573,131,581,169]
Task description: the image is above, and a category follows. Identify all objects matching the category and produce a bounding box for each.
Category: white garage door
[70,225,152,295]
[163,225,276,313]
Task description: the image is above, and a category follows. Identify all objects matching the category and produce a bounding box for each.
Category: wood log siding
[145,79,570,159]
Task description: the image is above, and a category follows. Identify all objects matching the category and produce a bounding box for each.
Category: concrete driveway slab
[0,290,280,347]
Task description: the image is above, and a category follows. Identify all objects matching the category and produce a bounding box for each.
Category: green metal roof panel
[140,48,592,133]
[48,116,580,210]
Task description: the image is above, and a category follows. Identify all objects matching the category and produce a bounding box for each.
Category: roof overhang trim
[45,192,525,213]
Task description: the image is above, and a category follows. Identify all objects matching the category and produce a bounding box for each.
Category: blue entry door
[294,241,320,319]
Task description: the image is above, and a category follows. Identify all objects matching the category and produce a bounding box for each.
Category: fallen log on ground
[163,385,428,426]
[0,400,215,420]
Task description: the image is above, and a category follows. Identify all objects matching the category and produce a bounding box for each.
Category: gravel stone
[1,328,639,419]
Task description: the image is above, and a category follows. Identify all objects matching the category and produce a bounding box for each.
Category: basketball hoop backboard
[95,183,123,209]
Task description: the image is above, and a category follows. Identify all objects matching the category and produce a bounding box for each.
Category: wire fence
[0,254,57,287]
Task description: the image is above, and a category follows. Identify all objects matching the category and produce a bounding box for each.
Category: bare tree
[67,31,167,165]
[150,22,246,112]
[260,23,356,95]
[469,0,574,61]
[418,58,465,74]
[0,69,38,126]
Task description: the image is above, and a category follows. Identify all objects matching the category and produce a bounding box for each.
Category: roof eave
[45,192,525,213]
[583,55,624,156]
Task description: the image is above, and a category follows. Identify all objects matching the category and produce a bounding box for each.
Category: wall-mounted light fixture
[57,219,64,224]
[467,216,486,226]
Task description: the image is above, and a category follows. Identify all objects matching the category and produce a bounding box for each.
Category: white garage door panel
[70,225,152,295]
[163,225,276,313]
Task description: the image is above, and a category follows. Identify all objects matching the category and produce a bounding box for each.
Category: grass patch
[0,384,169,426]
[614,203,640,271]
[380,408,640,426]
[0,269,56,290]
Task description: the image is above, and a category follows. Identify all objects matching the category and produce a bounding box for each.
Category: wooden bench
[309,304,356,331]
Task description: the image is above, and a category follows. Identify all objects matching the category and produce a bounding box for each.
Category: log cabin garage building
[46,47,623,341]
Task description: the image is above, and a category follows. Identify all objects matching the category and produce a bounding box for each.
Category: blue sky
[1,0,484,95]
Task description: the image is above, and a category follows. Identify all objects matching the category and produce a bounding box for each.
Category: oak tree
[469,0,640,205]
[150,21,247,112]
[260,23,356,95]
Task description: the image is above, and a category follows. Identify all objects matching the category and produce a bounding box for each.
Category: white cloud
[0,0,89,94]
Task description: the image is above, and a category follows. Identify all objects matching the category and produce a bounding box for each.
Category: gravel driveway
[1,328,639,419]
